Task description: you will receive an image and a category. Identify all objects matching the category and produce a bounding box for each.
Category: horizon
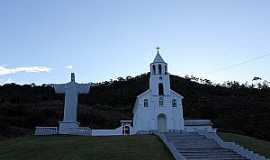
[0,71,266,87]
[1,0,270,85]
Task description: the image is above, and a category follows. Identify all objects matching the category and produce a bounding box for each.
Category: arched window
[144,99,148,107]
[158,64,162,74]
[158,83,164,96]
[172,99,177,107]
[152,65,156,75]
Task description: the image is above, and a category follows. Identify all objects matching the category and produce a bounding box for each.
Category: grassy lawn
[0,135,173,160]
[0,136,6,141]
[219,132,270,158]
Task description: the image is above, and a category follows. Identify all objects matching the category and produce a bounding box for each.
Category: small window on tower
[159,97,164,107]
[158,83,164,96]
[158,64,162,74]
[165,65,168,74]
[152,65,156,75]
[172,99,177,107]
[144,99,148,108]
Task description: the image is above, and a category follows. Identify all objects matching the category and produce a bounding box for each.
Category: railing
[59,127,92,136]
[34,127,58,136]
[75,127,92,136]
[198,131,268,160]
[35,127,92,136]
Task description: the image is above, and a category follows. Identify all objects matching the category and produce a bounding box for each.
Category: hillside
[0,73,270,141]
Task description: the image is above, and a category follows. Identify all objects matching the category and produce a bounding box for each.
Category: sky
[0,0,270,85]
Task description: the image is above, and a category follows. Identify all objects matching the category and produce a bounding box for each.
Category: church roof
[153,53,166,63]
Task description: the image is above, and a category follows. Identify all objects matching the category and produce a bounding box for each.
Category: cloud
[0,66,51,76]
[65,65,73,69]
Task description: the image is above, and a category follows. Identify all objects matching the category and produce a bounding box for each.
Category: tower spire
[153,47,166,63]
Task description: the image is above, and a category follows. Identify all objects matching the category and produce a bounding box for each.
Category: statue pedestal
[59,121,80,134]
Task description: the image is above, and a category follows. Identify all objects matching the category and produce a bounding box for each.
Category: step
[173,142,219,145]
[182,153,244,157]
[179,149,236,153]
[185,158,248,160]
[163,133,250,160]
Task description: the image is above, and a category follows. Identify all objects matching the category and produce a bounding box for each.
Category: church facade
[132,50,184,132]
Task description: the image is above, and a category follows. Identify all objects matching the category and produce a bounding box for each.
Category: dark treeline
[0,73,270,141]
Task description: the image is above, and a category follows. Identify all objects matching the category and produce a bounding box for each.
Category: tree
[262,81,269,89]
[258,83,262,89]
[184,75,191,80]
[204,79,212,86]
[126,76,132,80]
[117,77,125,81]
[252,77,262,81]
[190,75,199,82]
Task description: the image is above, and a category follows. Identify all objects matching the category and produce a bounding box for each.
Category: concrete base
[59,121,80,134]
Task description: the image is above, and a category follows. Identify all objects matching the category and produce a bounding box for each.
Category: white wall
[92,127,122,136]
[133,90,184,132]
[92,126,136,136]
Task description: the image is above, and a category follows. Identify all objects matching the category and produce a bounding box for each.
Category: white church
[132,49,184,132]
[35,48,214,136]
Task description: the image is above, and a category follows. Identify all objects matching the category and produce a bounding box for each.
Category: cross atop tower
[156,46,160,54]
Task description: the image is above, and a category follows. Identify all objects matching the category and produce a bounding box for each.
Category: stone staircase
[164,132,250,160]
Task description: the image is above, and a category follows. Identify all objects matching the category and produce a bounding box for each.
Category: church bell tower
[150,47,171,96]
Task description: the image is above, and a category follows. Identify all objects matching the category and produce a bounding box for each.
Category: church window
[172,99,177,107]
[144,99,148,107]
[152,65,156,75]
[159,97,164,106]
[158,64,162,74]
[165,65,168,74]
[158,83,164,96]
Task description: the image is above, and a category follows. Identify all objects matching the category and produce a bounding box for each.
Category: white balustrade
[34,127,58,136]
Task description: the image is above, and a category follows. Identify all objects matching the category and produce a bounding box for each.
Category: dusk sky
[0,0,270,84]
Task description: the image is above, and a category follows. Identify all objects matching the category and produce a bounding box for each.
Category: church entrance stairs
[157,132,267,160]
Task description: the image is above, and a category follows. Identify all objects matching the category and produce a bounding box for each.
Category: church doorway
[122,126,130,135]
[120,120,132,136]
[157,114,167,132]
